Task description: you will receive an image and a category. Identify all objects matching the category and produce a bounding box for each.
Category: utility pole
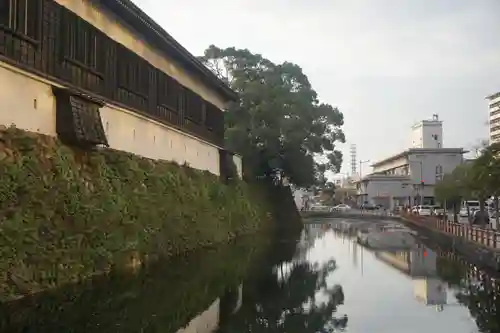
[413,159,424,205]
[359,160,370,178]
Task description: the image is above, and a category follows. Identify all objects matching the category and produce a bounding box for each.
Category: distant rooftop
[412,114,442,128]
[371,148,467,168]
[486,91,500,100]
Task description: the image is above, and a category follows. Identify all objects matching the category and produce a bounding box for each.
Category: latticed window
[61,9,103,72]
[184,88,203,124]
[157,72,179,111]
[0,0,39,40]
[205,103,220,131]
[117,46,149,97]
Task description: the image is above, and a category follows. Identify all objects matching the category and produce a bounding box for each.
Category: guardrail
[403,213,500,250]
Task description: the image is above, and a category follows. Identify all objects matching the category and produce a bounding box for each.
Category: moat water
[1,218,499,333]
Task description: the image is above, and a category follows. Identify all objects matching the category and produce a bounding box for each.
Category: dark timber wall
[0,0,225,147]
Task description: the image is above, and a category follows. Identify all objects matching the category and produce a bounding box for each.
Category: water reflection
[373,247,447,309]
[218,259,346,332]
[2,221,500,332]
[302,222,499,332]
[0,236,269,333]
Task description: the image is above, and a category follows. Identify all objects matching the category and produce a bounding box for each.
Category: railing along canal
[403,213,500,250]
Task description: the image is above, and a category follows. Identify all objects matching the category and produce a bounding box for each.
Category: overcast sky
[137,0,500,176]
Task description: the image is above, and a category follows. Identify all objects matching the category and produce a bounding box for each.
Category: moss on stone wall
[0,126,272,301]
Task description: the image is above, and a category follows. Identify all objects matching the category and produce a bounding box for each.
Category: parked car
[412,205,432,216]
[333,204,351,212]
[419,205,433,216]
[432,206,445,217]
[310,204,331,212]
[361,203,378,210]
[394,206,405,213]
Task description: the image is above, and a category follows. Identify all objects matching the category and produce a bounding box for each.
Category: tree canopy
[199,45,345,187]
[218,259,346,333]
[435,142,500,219]
[435,164,471,207]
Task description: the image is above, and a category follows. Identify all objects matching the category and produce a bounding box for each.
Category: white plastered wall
[0,63,221,175]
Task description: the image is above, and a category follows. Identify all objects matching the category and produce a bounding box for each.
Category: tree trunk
[479,198,487,228]
[495,196,499,230]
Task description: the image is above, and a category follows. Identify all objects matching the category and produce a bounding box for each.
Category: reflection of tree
[454,274,500,333]
[436,257,467,287]
[0,235,268,333]
[436,254,500,333]
[218,259,346,333]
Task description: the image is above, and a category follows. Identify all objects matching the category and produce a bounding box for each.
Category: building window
[205,102,222,132]
[61,10,102,72]
[490,117,500,126]
[435,165,443,181]
[491,125,500,133]
[117,47,149,97]
[157,72,179,111]
[492,133,500,142]
[490,100,500,109]
[0,0,40,41]
[184,88,203,124]
[116,45,149,110]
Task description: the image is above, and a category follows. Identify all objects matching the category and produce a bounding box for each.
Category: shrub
[0,126,271,301]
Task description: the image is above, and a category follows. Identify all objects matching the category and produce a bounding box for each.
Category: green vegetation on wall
[0,126,272,301]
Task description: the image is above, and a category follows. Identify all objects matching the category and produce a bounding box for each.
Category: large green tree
[468,143,500,225]
[435,164,473,222]
[199,46,345,187]
[436,142,500,225]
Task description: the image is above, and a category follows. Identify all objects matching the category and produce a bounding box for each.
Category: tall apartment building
[488,91,500,144]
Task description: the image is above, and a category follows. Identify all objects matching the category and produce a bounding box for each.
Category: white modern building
[331,174,356,189]
[356,116,465,208]
[487,91,500,144]
[292,188,315,211]
[411,114,443,149]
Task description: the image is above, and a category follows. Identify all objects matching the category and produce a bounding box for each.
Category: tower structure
[350,144,357,176]
[411,114,443,149]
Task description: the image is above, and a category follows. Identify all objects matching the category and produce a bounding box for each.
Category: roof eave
[101,0,238,102]
[371,151,408,167]
[371,148,467,167]
[486,91,500,100]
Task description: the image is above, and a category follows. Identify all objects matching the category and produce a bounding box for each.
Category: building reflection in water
[327,222,449,311]
[374,246,447,309]
[176,298,220,333]
[175,284,244,333]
